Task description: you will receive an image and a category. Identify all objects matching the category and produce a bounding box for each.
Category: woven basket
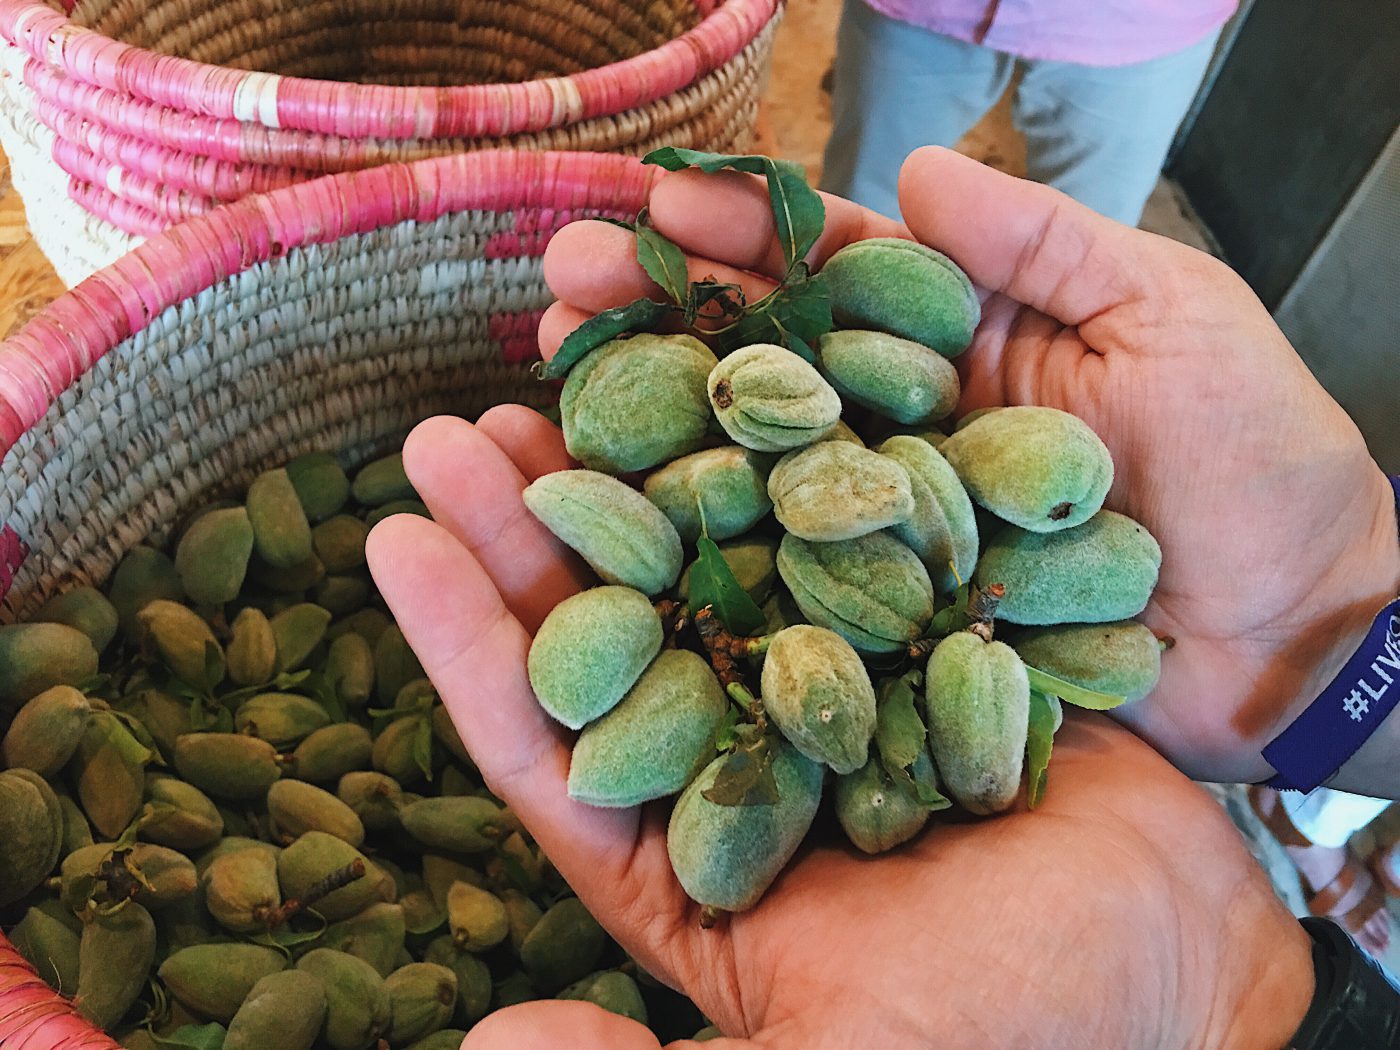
[0,147,656,1047]
[0,0,779,285]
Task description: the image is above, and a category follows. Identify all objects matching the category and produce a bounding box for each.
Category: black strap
[1288,916,1400,1049]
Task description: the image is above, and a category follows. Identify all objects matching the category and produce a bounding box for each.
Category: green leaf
[1024,666,1126,711]
[534,297,670,380]
[247,917,327,952]
[113,820,144,851]
[303,670,347,724]
[713,705,743,751]
[1026,689,1058,809]
[713,274,831,361]
[215,683,264,708]
[642,148,826,272]
[874,673,926,776]
[928,582,973,636]
[151,1023,226,1050]
[273,670,311,690]
[634,211,690,304]
[412,715,436,782]
[905,748,952,811]
[201,641,223,692]
[702,734,780,807]
[683,279,746,327]
[78,672,113,696]
[688,536,765,635]
[495,852,534,895]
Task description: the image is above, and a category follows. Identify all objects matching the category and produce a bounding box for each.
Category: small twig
[699,905,723,930]
[258,860,365,927]
[907,637,938,662]
[654,599,689,647]
[967,583,1004,625]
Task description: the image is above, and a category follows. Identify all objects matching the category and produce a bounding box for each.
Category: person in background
[1250,787,1399,955]
[820,0,1237,225]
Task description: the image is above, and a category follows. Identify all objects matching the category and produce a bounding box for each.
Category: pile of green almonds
[0,452,707,1047]
[524,236,1165,916]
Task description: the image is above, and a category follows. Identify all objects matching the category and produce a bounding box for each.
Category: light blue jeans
[820,0,1222,225]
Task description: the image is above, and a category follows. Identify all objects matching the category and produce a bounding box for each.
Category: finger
[366,515,634,877]
[897,146,1161,327]
[648,168,907,281]
[538,300,594,362]
[538,298,693,364]
[474,404,574,481]
[542,219,775,314]
[400,416,587,631]
[462,1001,663,1050]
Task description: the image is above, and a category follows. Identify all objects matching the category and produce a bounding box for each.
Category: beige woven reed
[0,147,658,1047]
[0,0,779,286]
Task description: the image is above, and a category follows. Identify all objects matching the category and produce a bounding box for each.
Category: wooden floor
[0,142,64,342]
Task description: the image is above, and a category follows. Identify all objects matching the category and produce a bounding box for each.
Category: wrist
[1199,909,1314,1050]
[1260,468,1400,795]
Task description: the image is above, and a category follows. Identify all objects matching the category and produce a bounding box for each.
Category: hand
[364,412,1312,1050]
[533,146,1400,793]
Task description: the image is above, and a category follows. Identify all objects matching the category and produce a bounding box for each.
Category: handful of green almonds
[523,149,1165,919]
[0,451,708,1046]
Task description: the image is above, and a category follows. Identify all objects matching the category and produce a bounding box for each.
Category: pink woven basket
[0,148,656,1045]
[0,0,778,283]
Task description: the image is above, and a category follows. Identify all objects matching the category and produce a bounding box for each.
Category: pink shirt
[863,0,1238,66]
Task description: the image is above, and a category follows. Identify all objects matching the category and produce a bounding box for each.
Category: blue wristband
[1261,475,1400,792]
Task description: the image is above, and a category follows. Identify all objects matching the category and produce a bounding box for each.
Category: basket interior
[67,0,706,85]
[0,205,592,622]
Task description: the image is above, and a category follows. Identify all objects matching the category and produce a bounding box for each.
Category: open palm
[365,410,1309,1050]
[530,146,1400,790]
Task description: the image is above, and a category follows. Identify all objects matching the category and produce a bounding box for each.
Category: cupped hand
[535,147,1400,792]
[365,411,1311,1050]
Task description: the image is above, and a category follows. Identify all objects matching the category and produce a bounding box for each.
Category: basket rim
[0,148,658,458]
[0,0,778,139]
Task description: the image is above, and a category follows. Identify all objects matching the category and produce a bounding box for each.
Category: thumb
[896,145,1169,327]
[458,999,762,1050]
[461,1001,661,1049]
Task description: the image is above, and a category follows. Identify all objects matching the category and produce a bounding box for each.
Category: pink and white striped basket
[0,0,779,284]
[0,148,655,1047]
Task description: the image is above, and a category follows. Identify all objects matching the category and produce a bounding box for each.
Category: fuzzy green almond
[817,329,961,424]
[568,649,728,807]
[1013,620,1163,703]
[768,441,915,542]
[974,510,1161,625]
[560,333,717,473]
[835,755,933,854]
[940,406,1113,532]
[643,446,775,545]
[527,586,663,729]
[923,632,1030,815]
[776,532,935,653]
[708,343,842,452]
[761,625,877,774]
[523,470,683,596]
[821,238,980,357]
[666,738,824,912]
[876,435,979,594]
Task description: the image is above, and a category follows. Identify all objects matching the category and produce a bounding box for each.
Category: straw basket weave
[0,0,779,285]
[0,147,656,1047]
